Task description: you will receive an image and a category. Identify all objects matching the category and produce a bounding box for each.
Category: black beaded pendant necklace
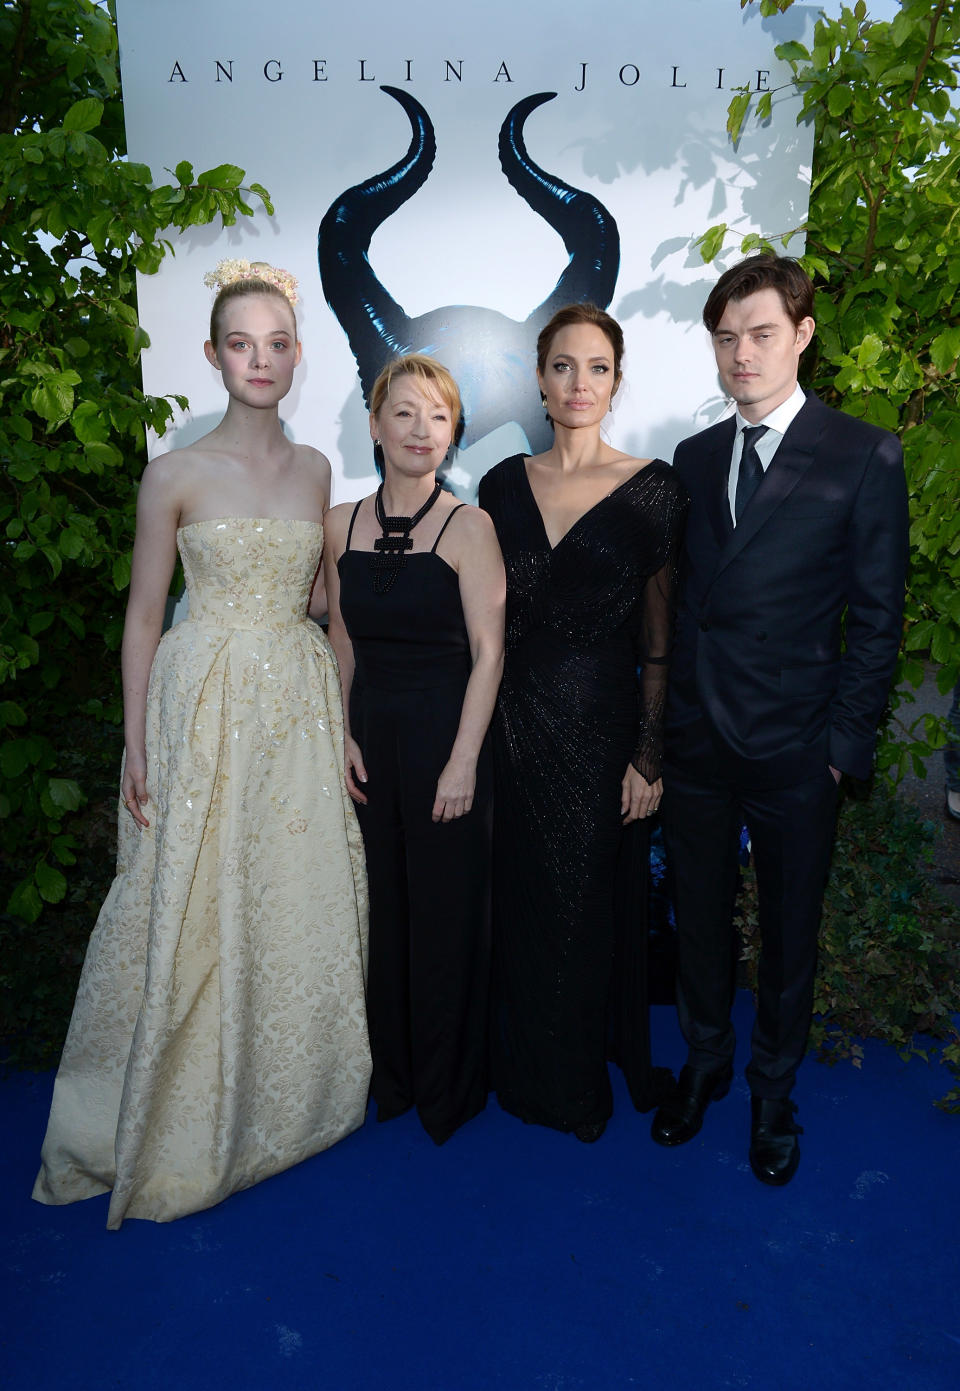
[371,480,443,594]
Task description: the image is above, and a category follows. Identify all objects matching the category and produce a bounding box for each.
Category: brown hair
[702,254,815,334]
[536,302,625,387]
[209,278,296,350]
[368,353,464,445]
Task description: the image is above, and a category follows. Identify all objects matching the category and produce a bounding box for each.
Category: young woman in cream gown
[33,263,371,1228]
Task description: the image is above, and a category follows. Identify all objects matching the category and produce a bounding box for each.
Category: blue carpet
[2,991,957,1391]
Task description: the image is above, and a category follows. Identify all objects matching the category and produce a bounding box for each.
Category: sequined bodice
[177,518,322,629]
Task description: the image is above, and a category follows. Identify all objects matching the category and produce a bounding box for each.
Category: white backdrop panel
[116,0,818,499]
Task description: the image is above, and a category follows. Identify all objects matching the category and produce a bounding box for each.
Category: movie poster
[116,0,817,500]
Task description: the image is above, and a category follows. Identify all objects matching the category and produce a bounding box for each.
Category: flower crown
[203,258,299,306]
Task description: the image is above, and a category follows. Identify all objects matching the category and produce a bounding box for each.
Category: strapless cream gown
[33,518,370,1228]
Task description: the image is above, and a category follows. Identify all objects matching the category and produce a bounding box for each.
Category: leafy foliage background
[0,0,273,1058]
[702,0,960,773]
[0,0,271,915]
[703,0,960,1106]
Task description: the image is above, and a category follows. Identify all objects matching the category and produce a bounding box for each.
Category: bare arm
[307,451,332,621]
[433,507,506,823]
[120,458,182,827]
[323,504,368,804]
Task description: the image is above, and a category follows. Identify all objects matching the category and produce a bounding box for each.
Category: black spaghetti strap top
[338,501,472,692]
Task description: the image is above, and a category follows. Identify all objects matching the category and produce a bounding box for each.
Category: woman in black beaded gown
[325,354,505,1145]
[478,304,688,1140]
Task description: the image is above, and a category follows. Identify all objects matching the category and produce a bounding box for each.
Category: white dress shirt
[727,382,807,524]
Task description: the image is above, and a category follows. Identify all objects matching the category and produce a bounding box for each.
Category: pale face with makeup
[536,322,621,431]
[370,374,455,480]
[203,293,301,411]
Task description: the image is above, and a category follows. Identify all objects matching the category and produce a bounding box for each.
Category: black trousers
[352,679,492,1144]
[661,751,838,1099]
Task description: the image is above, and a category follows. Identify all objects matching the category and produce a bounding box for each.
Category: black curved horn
[318,85,436,400]
[499,91,620,318]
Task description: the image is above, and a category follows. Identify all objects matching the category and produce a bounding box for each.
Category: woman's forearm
[447,644,504,766]
[121,608,164,757]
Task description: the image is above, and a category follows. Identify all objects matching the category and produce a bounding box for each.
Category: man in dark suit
[652,254,908,1184]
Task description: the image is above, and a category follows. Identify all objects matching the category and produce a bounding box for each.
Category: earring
[540,393,548,407]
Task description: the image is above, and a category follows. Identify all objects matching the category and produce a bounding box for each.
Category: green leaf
[83,441,124,470]
[61,608,86,639]
[36,861,68,904]
[197,163,244,189]
[133,241,164,275]
[856,334,884,368]
[828,85,853,116]
[30,371,81,426]
[112,553,132,591]
[726,89,752,143]
[72,401,110,445]
[878,63,920,88]
[7,878,43,923]
[5,414,32,441]
[59,529,84,560]
[40,546,62,577]
[776,40,810,63]
[120,162,152,185]
[47,778,84,812]
[0,702,28,728]
[62,97,104,133]
[0,738,41,778]
[51,835,78,867]
[931,623,955,665]
[247,183,274,215]
[930,328,960,375]
[174,160,194,184]
[696,224,728,264]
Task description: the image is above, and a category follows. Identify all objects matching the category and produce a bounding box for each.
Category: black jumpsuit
[337,502,492,1144]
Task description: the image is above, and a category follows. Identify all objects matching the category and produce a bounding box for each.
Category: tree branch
[0,0,33,136]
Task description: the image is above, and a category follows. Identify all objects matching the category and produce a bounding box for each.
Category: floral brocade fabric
[33,519,370,1227]
[478,457,687,1131]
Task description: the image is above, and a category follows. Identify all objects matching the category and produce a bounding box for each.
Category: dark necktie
[734,424,769,523]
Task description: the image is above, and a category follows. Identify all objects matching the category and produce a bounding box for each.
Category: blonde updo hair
[205,261,299,350]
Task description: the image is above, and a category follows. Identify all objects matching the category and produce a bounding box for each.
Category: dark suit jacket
[666,392,908,788]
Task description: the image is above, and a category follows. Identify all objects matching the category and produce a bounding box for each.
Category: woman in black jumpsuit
[325,355,505,1144]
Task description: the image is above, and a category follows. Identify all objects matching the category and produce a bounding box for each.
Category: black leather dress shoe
[573,1120,607,1143]
[749,1097,803,1186]
[650,1063,733,1147]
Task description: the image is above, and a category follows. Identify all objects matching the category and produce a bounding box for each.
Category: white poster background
[116,0,817,501]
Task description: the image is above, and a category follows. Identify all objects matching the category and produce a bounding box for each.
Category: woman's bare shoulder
[293,442,332,479]
[446,499,497,536]
[324,495,367,547]
[440,500,503,566]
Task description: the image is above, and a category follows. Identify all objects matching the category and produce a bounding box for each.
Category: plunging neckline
[520,456,653,552]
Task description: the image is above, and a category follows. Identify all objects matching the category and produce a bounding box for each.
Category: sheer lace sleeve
[631,477,688,781]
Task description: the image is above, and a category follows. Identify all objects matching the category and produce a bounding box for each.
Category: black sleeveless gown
[337,504,492,1144]
[478,455,688,1133]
